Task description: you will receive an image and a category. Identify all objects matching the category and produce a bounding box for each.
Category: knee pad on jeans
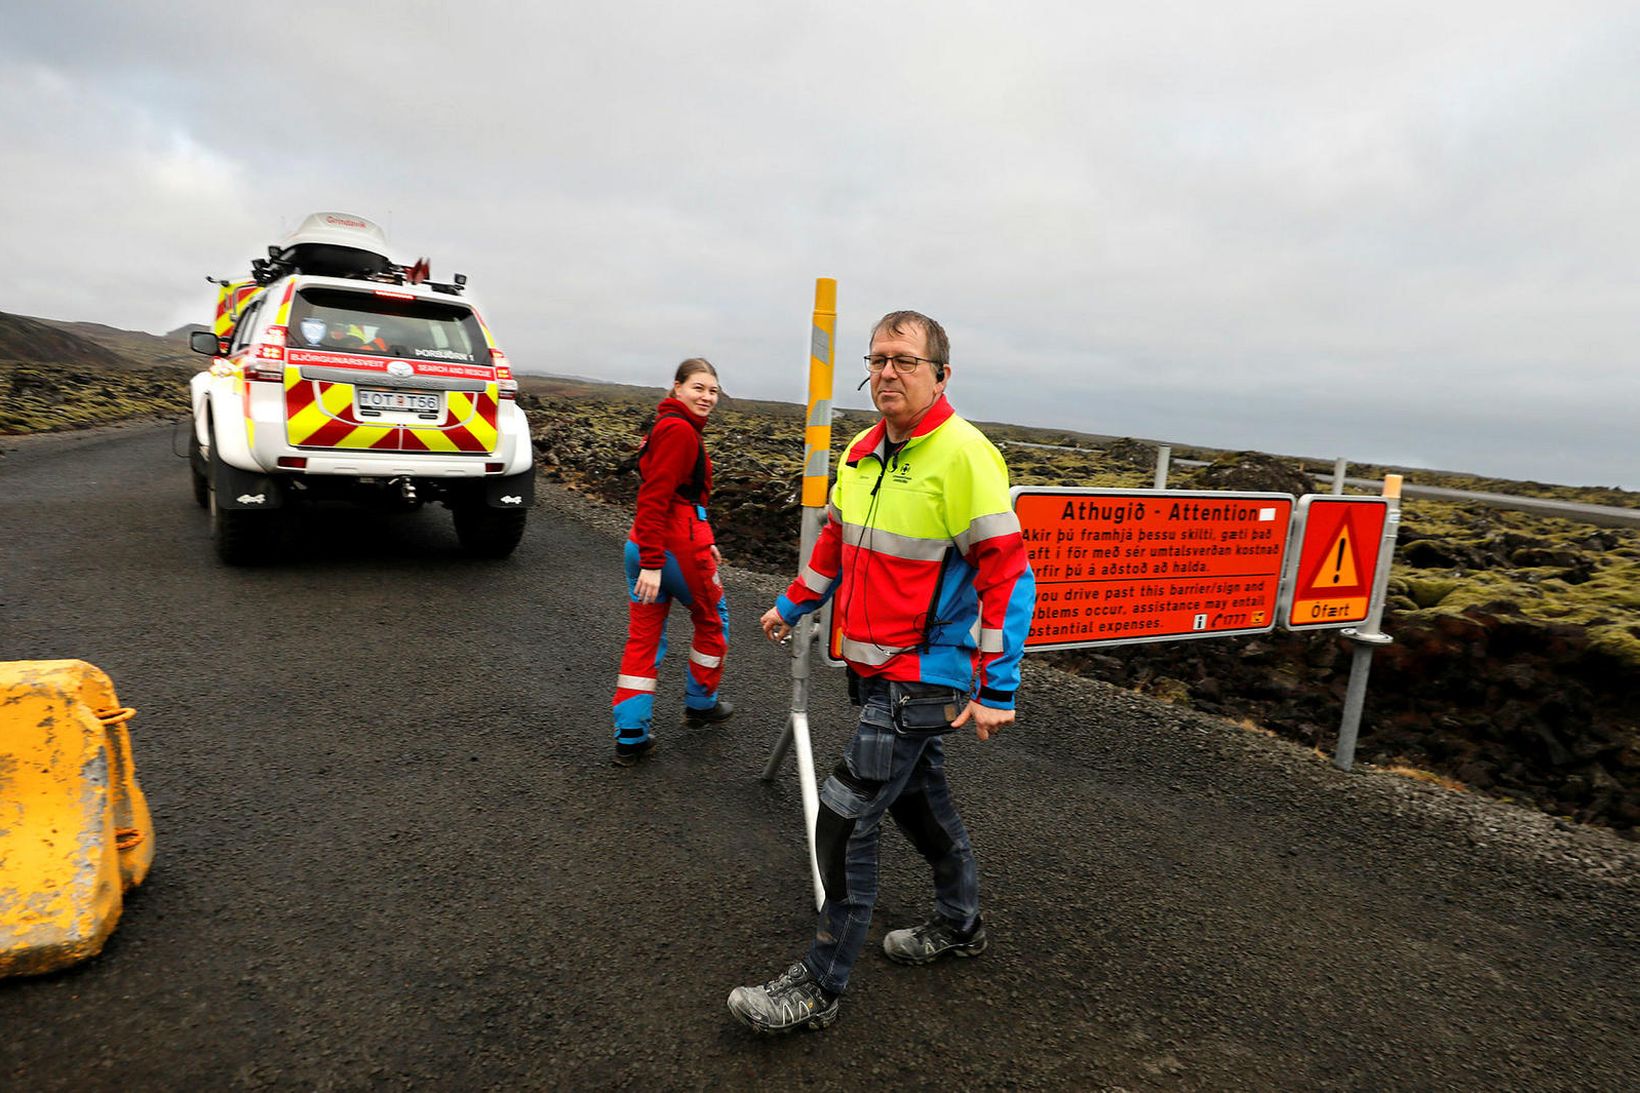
[815,803,854,902]
[888,789,956,864]
[815,759,882,902]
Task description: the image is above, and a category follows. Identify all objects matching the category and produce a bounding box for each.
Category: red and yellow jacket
[776,396,1036,709]
[629,397,713,569]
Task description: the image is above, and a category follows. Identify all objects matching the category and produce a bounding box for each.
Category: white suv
[188,213,534,563]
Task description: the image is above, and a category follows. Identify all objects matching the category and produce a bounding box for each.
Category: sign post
[1331,476,1403,771]
[760,277,835,910]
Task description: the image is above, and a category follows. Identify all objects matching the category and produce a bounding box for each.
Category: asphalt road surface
[3,421,1637,1091]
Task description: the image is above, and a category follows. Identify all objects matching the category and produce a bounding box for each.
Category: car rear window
[288,287,488,365]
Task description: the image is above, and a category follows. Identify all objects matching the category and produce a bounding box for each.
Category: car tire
[453,506,527,559]
[211,501,282,566]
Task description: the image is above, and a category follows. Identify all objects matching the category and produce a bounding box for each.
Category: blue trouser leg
[803,678,979,996]
[611,541,694,743]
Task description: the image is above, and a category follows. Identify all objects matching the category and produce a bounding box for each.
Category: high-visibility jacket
[776,395,1035,709]
[347,324,389,352]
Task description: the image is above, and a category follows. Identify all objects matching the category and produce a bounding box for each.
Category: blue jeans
[803,675,980,996]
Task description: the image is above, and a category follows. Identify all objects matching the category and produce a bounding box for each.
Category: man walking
[727,310,1036,1033]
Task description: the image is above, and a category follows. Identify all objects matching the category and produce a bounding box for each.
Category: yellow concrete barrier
[1,660,154,977]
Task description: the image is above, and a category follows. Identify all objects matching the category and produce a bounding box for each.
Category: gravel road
[2,421,1636,1091]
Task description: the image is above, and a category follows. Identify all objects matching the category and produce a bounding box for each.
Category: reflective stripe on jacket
[776,395,1036,708]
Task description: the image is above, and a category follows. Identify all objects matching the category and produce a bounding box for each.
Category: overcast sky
[3,1,1636,490]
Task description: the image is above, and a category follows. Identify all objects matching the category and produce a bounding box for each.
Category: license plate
[357,387,440,416]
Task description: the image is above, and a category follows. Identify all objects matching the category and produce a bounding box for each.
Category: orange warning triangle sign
[1297,509,1371,597]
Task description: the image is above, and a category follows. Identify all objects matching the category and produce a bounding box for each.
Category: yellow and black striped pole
[762,277,837,910]
[800,277,837,547]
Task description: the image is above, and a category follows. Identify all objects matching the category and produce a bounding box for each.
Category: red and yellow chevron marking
[284,372,499,453]
[472,308,498,350]
[212,281,263,338]
[402,387,500,453]
[271,281,297,325]
[238,369,255,448]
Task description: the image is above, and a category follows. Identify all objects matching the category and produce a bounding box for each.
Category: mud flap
[483,467,535,510]
[212,452,283,510]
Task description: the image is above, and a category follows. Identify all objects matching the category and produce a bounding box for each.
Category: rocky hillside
[0,312,132,369]
[0,311,197,434]
[35,317,204,369]
[520,385,1640,841]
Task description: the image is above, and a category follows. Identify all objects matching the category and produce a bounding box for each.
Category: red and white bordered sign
[1279,496,1391,631]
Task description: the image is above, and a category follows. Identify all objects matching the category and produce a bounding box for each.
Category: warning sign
[1280,496,1391,631]
[1013,488,1295,650]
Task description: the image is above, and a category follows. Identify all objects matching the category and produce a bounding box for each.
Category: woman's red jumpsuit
[611,397,730,745]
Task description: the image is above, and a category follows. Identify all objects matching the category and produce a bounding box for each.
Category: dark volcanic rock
[1101,437,1162,469]
[1403,538,1478,569]
[1180,450,1314,497]
[1046,606,1640,840]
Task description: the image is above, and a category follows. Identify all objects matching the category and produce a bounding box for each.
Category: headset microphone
[856,375,871,391]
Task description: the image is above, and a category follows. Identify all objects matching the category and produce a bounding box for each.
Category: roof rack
[248,249,466,295]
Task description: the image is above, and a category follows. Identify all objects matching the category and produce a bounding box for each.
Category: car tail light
[276,457,308,469]
[485,462,504,473]
[491,349,517,399]
[245,324,287,381]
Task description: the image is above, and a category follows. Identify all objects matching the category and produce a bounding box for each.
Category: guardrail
[996,443,1640,529]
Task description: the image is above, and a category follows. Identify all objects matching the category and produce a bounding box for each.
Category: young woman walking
[610,358,734,765]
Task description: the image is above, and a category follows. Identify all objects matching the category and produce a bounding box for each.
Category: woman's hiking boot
[684,697,735,726]
[612,736,656,767]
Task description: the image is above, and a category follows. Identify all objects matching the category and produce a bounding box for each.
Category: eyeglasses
[863,354,941,374]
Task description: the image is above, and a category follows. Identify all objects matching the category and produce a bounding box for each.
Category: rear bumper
[289,452,500,477]
[213,463,535,511]
[210,379,534,477]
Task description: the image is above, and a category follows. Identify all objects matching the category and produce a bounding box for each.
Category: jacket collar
[845,394,955,465]
[656,396,707,434]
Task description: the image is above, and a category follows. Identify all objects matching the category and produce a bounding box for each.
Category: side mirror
[190,330,222,356]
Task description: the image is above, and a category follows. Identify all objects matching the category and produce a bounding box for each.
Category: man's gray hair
[870,310,949,366]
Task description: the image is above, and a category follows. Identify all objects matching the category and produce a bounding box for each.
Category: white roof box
[275,212,392,278]
[282,212,390,256]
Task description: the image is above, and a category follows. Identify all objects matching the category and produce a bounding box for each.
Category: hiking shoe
[612,737,655,767]
[882,916,988,965]
[726,962,840,1034]
[684,697,735,726]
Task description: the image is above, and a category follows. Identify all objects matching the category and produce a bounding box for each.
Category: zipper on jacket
[919,547,952,652]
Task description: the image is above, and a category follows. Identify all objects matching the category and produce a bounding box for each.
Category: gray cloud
[2,0,1635,488]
